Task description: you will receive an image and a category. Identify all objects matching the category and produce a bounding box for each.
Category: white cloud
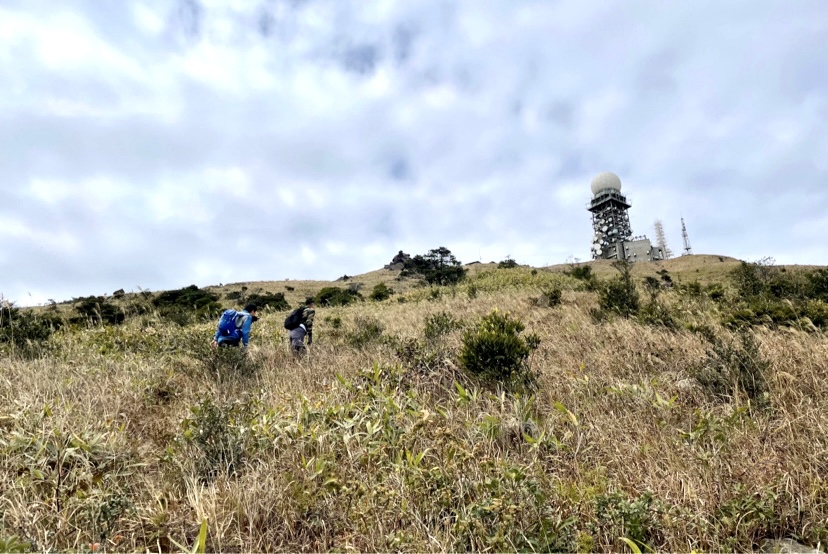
[0,0,826,304]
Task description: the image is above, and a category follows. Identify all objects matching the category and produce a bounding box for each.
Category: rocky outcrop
[761,539,823,553]
[384,250,411,271]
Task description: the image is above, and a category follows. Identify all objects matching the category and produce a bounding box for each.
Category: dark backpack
[217,309,246,337]
[283,307,305,330]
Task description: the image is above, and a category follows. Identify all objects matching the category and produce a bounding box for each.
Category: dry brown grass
[2,263,827,552]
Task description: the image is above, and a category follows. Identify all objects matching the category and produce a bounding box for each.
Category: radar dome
[590,172,622,195]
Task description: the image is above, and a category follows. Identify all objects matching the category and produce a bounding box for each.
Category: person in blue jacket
[211,304,259,350]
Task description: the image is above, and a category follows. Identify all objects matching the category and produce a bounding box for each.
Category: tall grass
[1,273,827,552]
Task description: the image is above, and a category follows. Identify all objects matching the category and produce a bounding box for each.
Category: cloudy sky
[1,0,826,305]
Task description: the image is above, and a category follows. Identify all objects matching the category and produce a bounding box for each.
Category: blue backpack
[217,309,246,338]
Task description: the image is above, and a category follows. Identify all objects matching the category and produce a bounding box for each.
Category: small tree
[402,246,467,286]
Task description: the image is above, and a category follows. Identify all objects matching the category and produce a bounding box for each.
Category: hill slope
[1,257,827,551]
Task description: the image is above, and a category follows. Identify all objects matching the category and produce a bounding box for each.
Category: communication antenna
[653,219,672,258]
[681,217,693,255]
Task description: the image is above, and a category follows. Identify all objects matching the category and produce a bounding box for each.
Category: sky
[1,0,826,306]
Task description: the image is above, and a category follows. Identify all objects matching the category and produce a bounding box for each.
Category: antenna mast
[653,219,672,259]
[681,217,692,255]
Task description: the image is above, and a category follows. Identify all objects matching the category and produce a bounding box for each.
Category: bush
[532,285,562,308]
[594,491,663,549]
[152,285,221,324]
[369,282,394,301]
[807,268,828,300]
[72,296,125,326]
[315,287,362,307]
[424,311,463,340]
[459,309,540,389]
[693,328,770,405]
[245,292,290,311]
[596,260,639,318]
[567,264,593,281]
[0,303,62,356]
[177,397,261,481]
[498,258,518,269]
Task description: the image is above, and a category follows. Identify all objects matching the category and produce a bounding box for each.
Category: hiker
[211,304,258,350]
[289,322,309,356]
[286,297,315,356]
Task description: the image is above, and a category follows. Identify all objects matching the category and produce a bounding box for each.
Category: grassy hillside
[1,256,827,552]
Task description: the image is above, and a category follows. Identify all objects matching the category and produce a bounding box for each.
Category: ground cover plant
[1,256,827,552]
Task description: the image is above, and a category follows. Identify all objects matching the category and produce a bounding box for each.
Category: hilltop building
[588,172,665,262]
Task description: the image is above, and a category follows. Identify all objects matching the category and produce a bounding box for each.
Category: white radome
[591,172,622,195]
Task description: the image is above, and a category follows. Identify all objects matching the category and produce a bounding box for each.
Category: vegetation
[1,255,827,552]
[459,309,540,390]
[368,282,394,302]
[401,246,467,286]
[314,286,362,307]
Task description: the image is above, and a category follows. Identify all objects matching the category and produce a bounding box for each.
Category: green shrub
[369,282,394,301]
[151,285,221,324]
[567,264,593,281]
[0,303,62,356]
[639,276,676,328]
[177,397,261,481]
[594,491,662,550]
[245,292,290,311]
[153,285,220,312]
[693,328,770,405]
[532,285,562,307]
[498,258,518,269]
[715,484,779,551]
[72,296,125,326]
[680,280,703,298]
[596,260,639,318]
[639,299,677,329]
[424,311,463,340]
[315,286,362,307]
[459,309,540,389]
[807,268,828,300]
[706,284,726,301]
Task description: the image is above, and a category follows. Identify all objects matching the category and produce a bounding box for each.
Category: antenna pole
[681,217,693,255]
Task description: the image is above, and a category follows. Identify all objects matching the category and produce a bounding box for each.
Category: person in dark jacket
[211,304,258,350]
[300,297,315,346]
[289,298,315,356]
[289,323,308,356]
